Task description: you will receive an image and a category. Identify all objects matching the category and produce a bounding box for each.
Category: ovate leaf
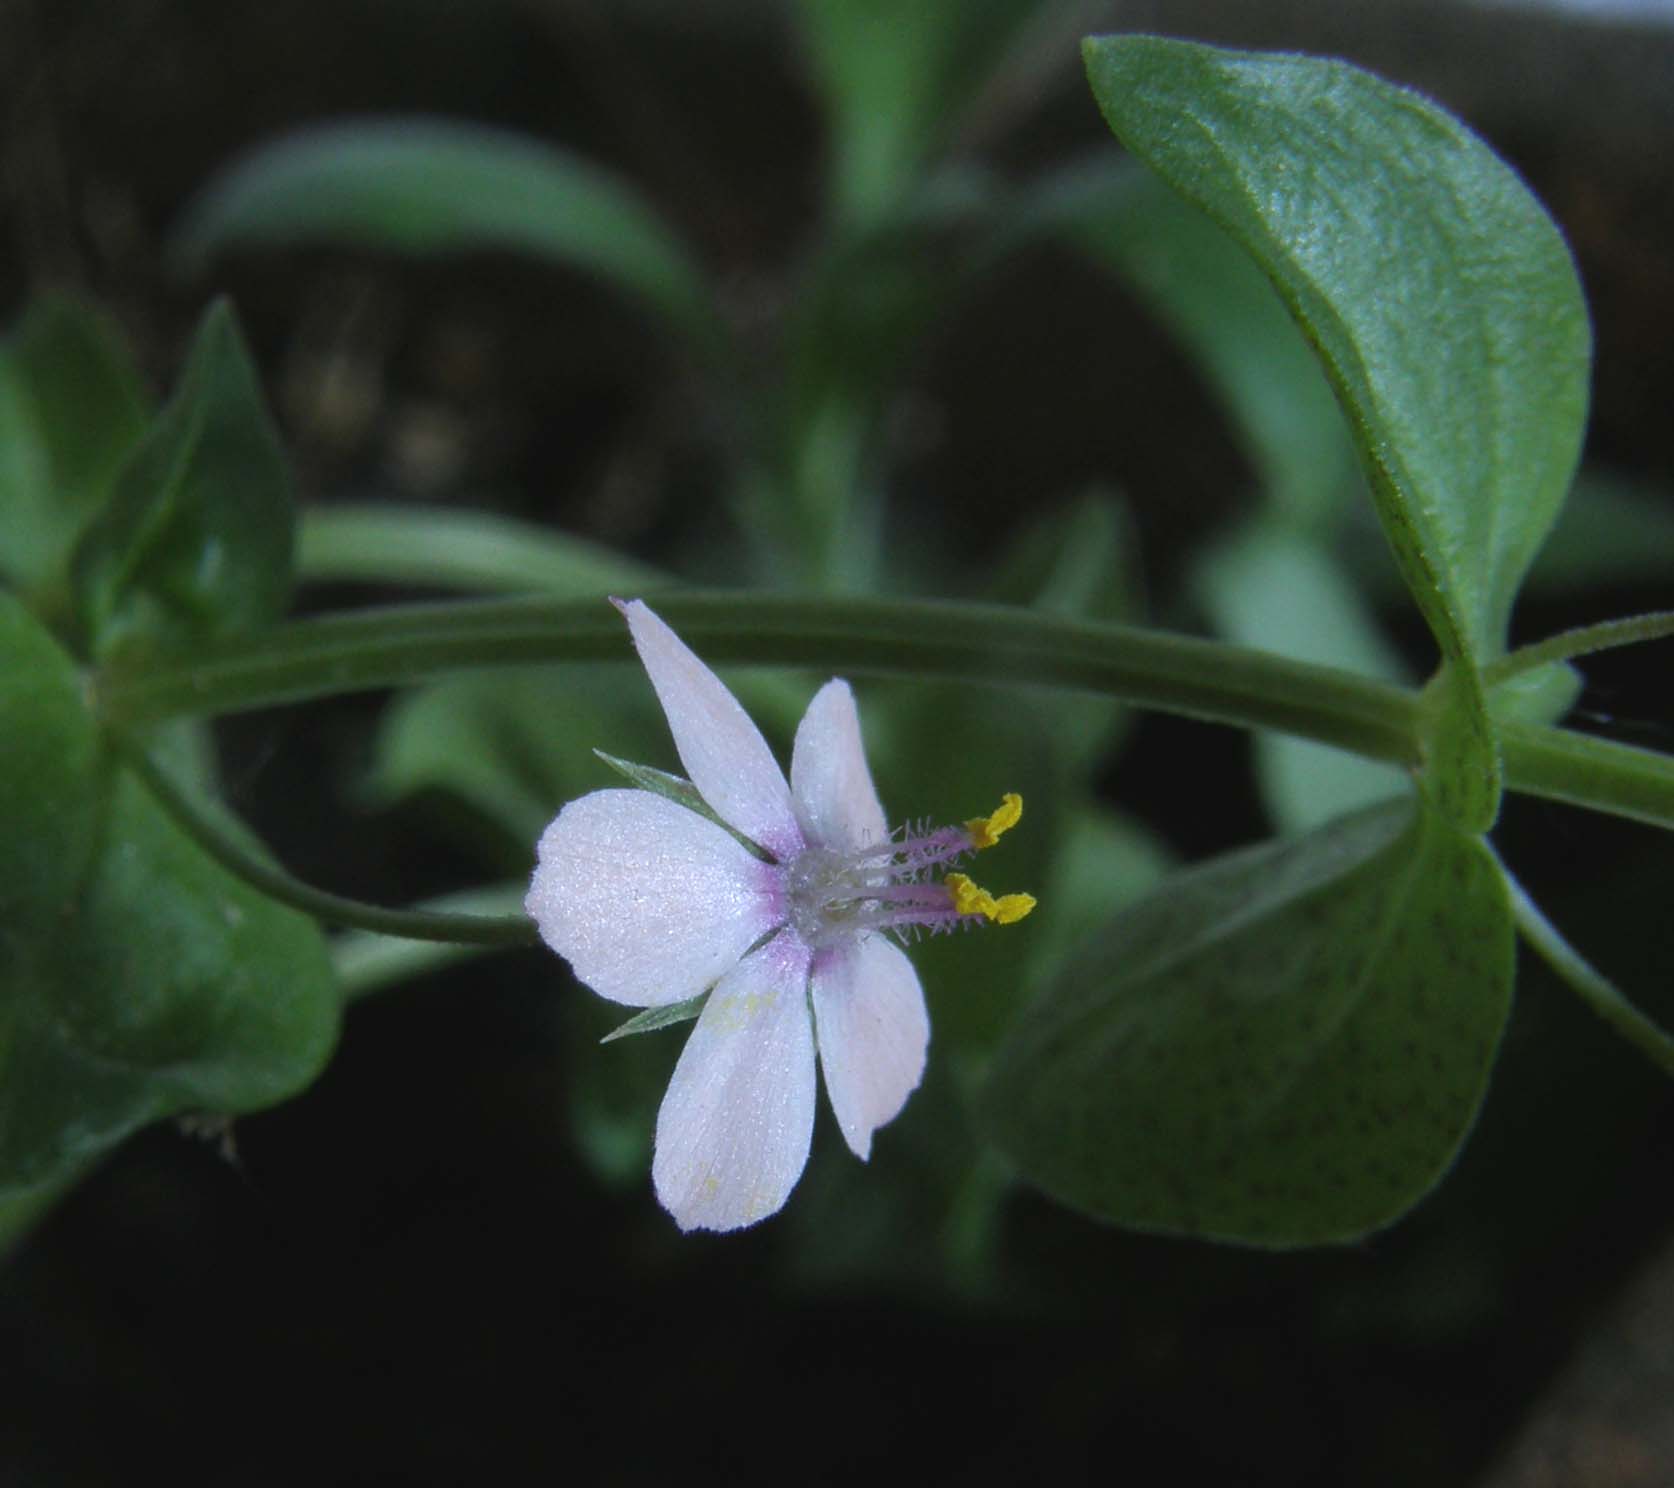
[982,799,1514,1246]
[1081,36,1590,664]
[0,295,150,605]
[1081,36,1591,829]
[71,301,295,658]
[0,594,339,1196]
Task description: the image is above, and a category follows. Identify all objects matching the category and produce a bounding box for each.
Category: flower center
[782,796,1036,950]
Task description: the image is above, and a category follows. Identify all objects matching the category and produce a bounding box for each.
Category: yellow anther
[965,792,1024,850]
[946,872,1036,925]
[946,872,993,917]
[989,892,1036,925]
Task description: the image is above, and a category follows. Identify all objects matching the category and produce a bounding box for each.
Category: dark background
[3,2,1673,1483]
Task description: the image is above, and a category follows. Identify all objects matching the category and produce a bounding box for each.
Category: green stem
[1499,856,1674,1077]
[1484,610,1674,685]
[115,739,540,947]
[1498,720,1674,832]
[330,884,530,998]
[90,592,1674,833]
[94,591,1421,763]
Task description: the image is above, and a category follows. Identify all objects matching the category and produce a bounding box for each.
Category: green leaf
[370,665,678,845]
[0,594,339,1195]
[1047,161,1356,527]
[797,0,1043,224]
[370,651,807,857]
[298,502,662,596]
[171,120,716,345]
[0,294,150,607]
[600,994,706,1044]
[1197,525,1409,831]
[988,489,1142,781]
[1023,804,1174,989]
[982,799,1514,1246]
[0,594,105,940]
[1525,470,1674,596]
[1081,36,1590,666]
[0,1167,85,1259]
[71,301,295,658]
[1081,35,1590,831]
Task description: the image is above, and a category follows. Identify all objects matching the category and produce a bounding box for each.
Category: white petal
[789,678,888,854]
[526,789,781,1007]
[618,599,802,860]
[652,937,817,1232]
[810,934,929,1160]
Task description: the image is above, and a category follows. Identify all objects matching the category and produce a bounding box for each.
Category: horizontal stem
[115,738,541,947]
[1498,720,1674,832]
[330,884,530,997]
[94,591,1422,765]
[89,592,1674,832]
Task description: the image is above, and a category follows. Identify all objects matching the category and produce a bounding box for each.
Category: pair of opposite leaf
[525,600,1034,1233]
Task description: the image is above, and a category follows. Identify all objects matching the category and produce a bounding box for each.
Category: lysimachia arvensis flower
[526,599,1034,1232]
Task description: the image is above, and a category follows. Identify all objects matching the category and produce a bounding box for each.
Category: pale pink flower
[526,599,1032,1232]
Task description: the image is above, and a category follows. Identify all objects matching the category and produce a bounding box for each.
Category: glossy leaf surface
[1082,36,1590,665]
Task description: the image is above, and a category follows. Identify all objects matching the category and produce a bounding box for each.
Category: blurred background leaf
[0,295,150,617]
[71,301,295,658]
[173,119,721,348]
[1198,527,1409,832]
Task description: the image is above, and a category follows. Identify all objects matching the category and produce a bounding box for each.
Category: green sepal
[593,750,775,863]
[601,994,707,1045]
